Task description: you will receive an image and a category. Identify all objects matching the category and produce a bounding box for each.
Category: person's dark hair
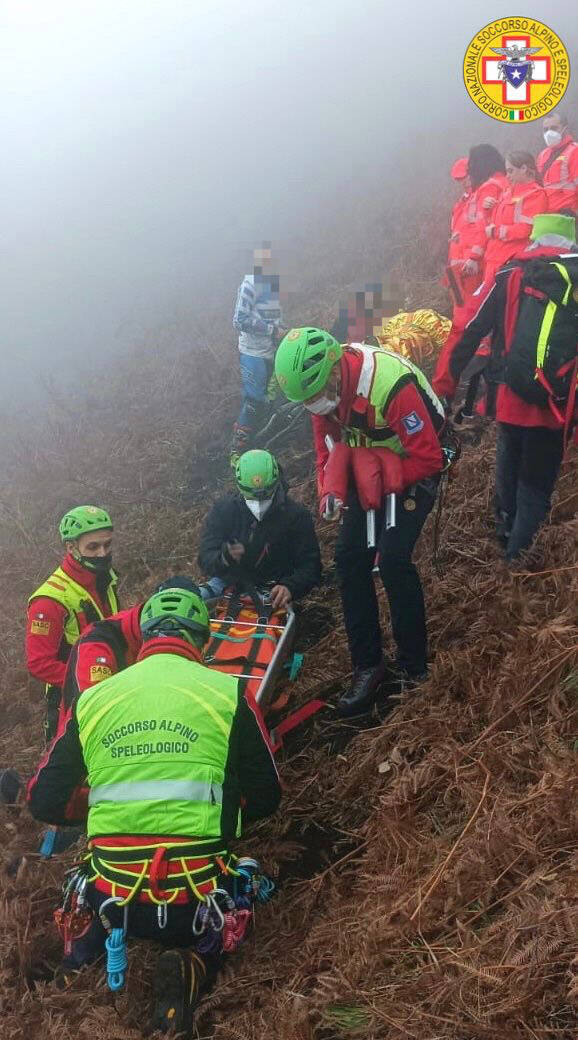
[507,150,538,180]
[468,144,506,189]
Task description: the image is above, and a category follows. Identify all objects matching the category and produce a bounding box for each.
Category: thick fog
[1,0,577,399]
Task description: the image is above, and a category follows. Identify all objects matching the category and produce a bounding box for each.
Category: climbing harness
[55,850,277,991]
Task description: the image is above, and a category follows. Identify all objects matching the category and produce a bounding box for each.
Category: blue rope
[105,928,128,991]
[255,876,276,903]
[235,868,276,905]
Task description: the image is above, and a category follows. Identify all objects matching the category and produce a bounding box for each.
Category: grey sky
[0,1,576,396]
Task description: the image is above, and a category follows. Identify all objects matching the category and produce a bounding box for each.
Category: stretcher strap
[269,699,327,753]
[205,594,243,660]
[240,619,269,696]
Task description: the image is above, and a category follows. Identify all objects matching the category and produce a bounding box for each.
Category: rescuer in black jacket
[198,450,321,611]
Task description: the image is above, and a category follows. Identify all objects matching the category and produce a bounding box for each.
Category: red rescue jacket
[537,134,578,215]
[464,173,509,265]
[26,554,117,688]
[312,346,444,499]
[483,180,548,282]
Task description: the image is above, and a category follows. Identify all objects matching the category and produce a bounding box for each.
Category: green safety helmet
[235,449,280,500]
[59,505,113,543]
[140,587,210,645]
[530,212,576,242]
[274,327,343,402]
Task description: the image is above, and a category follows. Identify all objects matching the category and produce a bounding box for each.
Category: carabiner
[192,898,210,936]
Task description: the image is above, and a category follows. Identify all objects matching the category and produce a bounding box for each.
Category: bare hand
[485,224,495,238]
[270,584,292,610]
[462,259,479,277]
[226,541,245,564]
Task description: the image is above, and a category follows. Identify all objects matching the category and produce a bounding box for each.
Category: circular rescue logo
[463,18,570,123]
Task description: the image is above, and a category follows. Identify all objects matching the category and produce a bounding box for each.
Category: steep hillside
[0,204,576,1039]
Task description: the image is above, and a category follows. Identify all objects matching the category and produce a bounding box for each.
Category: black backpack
[504,255,578,411]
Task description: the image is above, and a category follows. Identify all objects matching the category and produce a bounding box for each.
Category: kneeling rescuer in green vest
[27,585,281,1034]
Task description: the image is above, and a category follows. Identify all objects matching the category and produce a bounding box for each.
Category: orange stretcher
[204,588,296,709]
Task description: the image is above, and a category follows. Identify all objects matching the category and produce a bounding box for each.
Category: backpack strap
[503,265,526,353]
[563,356,578,452]
[533,262,577,439]
[540,138,575,180]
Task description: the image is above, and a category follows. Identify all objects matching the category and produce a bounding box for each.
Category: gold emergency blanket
[375,309,451,366]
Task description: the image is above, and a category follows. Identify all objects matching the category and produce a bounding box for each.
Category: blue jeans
[235,354,273,444]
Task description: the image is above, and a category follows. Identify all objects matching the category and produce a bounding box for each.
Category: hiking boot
[385,665,428,697]
[0,768,22,805]
[148,949,207,1036]
[336,661,388,718]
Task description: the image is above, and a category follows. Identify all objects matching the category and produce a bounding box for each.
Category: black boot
[384,664,428,697]
[336,661,388,718]
[0,768,22,805]
[148,950,207,1036]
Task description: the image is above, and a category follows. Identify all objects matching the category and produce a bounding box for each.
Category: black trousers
[495,423,564,560]
[45,685,61,743]
[334,481,437,675]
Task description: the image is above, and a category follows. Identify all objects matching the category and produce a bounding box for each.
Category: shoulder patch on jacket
[31,618,51,635]
[90,663,112,683]
[402,411,424,435]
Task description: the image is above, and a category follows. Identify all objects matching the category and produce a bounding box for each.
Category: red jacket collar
[60,552,109,596]
[506,179,542,197]
[476,172,507,193]
[117,604,144,661]
[137,636,203,664]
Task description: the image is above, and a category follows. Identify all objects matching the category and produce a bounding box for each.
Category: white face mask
[244,497,274,521]
[305,394,341,416]
[543,129,562,148]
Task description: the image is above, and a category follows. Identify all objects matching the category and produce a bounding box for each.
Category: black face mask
[79,553,113,573]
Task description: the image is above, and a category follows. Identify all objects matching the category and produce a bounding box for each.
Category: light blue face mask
[244,497,274,521]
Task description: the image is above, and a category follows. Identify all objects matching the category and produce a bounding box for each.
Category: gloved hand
[320,494,343,521]
[462,259,479,277]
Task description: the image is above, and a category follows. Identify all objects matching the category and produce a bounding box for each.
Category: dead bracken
[0,312,576,1039]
